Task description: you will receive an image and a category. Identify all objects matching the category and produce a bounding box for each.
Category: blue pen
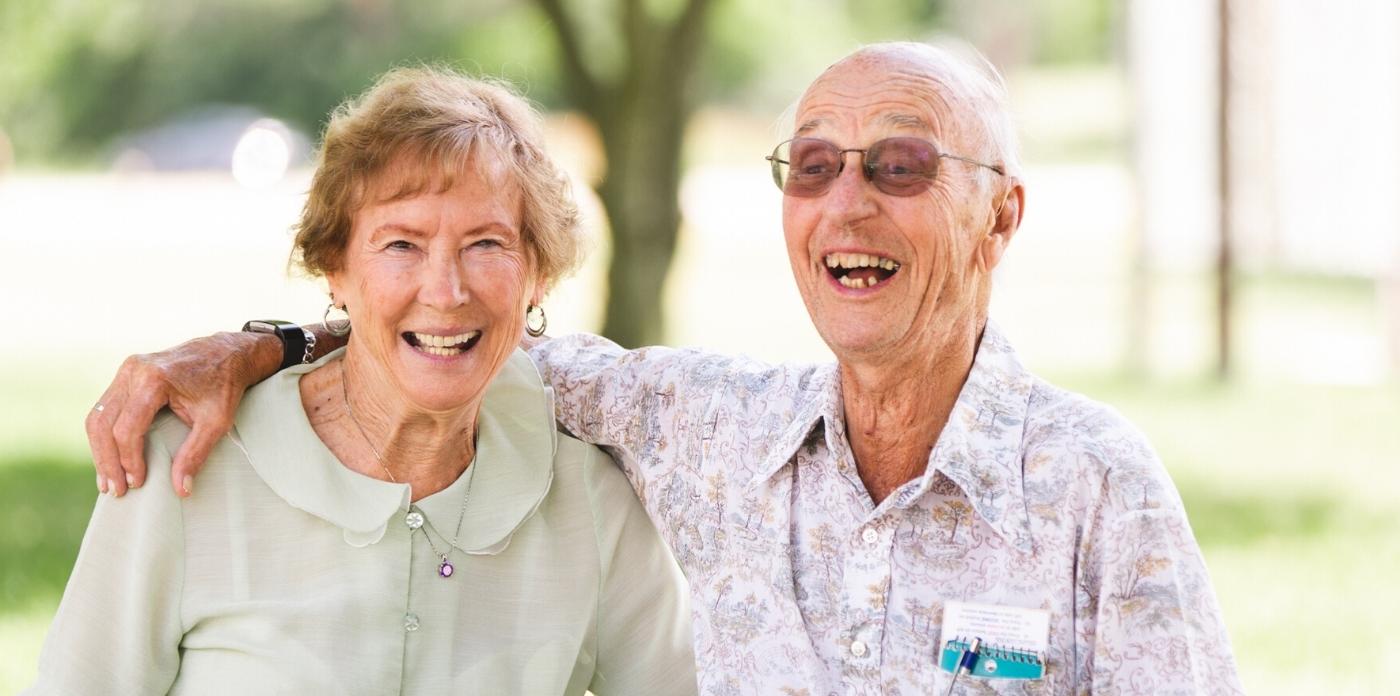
[943,636,981,696]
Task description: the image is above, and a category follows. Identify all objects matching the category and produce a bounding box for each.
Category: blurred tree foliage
[0,0,951,163]
[1030,0,1115,64]
[0,0,477,164]
[0,0,1110,343]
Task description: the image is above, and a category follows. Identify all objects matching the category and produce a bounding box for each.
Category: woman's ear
[527,269,544,308]
[326,271,345,309]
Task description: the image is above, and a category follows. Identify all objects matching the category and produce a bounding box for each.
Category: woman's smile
[402,329,483,358]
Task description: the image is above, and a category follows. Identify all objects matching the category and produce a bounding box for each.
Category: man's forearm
[306,323,349,362]
[88,320,353,498]
[229,322,349,386]
[228,330,281,377]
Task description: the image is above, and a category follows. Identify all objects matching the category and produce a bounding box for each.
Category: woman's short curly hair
[292,66,583,289]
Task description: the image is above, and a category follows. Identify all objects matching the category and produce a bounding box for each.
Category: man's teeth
[410,331,480,354]
[826,252,899,289]
[824,253,900,271]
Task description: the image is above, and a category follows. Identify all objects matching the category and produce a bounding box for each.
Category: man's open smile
[823,251,902,289]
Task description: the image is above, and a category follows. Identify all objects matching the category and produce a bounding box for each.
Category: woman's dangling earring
[525,304,547,337]
[325,300,352,337]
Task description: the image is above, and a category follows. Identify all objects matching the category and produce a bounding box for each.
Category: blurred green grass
[0,458,96,611]
[2,367,1397,693]
[1069,376,1400,694]
[0,455,98,693]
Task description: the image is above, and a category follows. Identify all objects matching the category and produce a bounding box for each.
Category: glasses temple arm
[940,153,1005,176]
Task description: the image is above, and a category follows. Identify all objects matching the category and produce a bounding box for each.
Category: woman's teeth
[420,345,461,357]
[409,330,480,356]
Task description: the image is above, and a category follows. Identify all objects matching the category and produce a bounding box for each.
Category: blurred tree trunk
[536,0,714,347]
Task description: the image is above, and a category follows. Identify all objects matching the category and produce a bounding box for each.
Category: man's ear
[977,178,1025,273]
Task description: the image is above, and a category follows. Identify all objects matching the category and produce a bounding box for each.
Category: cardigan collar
[231,347,557,552]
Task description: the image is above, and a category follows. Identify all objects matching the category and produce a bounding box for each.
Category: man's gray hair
[883,40,1022,181]
[783,40,1022,183]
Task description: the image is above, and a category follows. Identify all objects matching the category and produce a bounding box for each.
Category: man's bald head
[780,41,1027,368]
[798,42,1020,180]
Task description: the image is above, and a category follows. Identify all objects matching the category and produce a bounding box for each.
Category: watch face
[246,321,281,333]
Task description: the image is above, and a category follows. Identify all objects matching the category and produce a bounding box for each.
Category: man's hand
[87,331,281,498]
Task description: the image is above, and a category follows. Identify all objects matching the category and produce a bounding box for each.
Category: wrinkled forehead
[793,54,977,145]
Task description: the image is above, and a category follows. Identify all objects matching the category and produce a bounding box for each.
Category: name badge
[938,601,1049,680]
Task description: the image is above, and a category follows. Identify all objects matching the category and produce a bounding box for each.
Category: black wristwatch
[242,320,317,371]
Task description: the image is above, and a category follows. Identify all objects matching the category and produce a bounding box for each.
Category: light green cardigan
[27,349,697,695]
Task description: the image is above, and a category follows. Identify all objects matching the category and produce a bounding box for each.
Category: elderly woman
[27,67,695,695]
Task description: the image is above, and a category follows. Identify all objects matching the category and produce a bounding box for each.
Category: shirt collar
[750,321,1037,554]
[750,363,839,483]
[231,347,557,552]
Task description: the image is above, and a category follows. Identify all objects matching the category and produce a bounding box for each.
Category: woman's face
[327,156,537,414]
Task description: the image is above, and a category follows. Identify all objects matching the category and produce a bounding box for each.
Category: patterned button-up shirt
[530,323,1242,695]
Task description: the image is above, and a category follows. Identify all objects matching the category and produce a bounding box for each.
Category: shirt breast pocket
[937,673,1052,695]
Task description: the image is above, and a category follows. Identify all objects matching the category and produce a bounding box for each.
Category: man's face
[782,54,1008,363]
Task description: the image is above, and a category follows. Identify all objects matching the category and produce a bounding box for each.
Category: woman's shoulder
[547,435,652,530]
[144,409,260,493]
[146,409,253,463]
[550,434,631,497]
[145,410,192,450]
[133,411,191,484]
[546,435,678,572]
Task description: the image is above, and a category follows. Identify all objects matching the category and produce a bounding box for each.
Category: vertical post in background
[1216,0,1234,380]
[1123,0,1149,379]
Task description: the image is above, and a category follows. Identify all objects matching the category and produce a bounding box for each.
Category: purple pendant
[438,560,455,578]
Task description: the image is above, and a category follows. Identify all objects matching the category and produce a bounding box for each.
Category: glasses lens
[781,138,841,197]
[867,138,938,196]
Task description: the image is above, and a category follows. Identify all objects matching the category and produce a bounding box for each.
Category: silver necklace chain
[340,367,396,483]
[340,364,477,577]
[416,464,476,568]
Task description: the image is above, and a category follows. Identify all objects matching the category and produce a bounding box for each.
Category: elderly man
[88,43,1241,693]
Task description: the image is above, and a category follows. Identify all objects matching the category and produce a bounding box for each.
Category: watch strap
[241,320,316,371]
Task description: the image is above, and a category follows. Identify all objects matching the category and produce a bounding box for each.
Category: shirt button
[405,511,424,530]
[403,613,420,632]
[861,527,879,545]
[850,640,868,657]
